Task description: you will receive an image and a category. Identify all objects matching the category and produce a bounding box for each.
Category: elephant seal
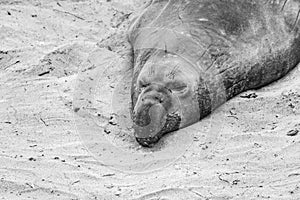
[128,0,300,147]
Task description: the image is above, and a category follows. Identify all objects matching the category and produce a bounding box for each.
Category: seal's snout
[133,98,168,140]
[133,101,164,127]
[133,87,168,127]
[133,84,173,147]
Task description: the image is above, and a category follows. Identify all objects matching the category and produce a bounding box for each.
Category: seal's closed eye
[166,81,187,92]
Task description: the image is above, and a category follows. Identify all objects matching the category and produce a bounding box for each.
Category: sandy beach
[0,0,299,199]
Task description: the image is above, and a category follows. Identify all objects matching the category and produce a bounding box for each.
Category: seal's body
[129,0,300,147]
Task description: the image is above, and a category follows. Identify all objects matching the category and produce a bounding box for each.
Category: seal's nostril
[154,96,160,102]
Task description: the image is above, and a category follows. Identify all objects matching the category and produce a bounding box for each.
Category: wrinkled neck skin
[131,51,201,147]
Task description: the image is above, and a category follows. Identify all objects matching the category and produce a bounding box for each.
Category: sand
[0,0,299,199]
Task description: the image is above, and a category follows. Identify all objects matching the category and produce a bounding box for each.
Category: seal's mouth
[133,110,181,148]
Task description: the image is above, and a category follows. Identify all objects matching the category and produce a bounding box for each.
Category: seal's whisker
[293,7,300,30]
[281,0,288,11]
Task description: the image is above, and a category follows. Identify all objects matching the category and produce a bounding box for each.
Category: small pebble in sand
[288,103,295,108]
[28,157,36,161]
[73,107,80,112]
[281,90,290,97]
[109,116,117,125]
[104,128,111,134]
[229,108,237,115]
[287,129,299,136]
[240,92,257,98]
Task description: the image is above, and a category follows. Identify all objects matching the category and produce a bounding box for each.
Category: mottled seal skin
[128,0,300,147]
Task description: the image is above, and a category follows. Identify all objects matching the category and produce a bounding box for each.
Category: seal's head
[132,53,200,147]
